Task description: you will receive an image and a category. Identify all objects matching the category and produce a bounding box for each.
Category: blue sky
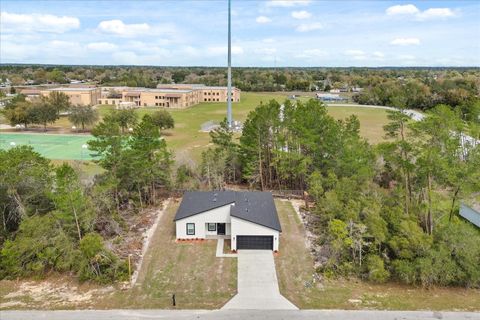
[1,0,479,67]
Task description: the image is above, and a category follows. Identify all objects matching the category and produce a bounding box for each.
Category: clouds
[266,0,311,8]
[0,1,478,67]
[295,49,328,59]
[97,19,150,37]
[386,4,419,16]
[390,37,421,46]
[291,10,311,19]
[344,50,367,60]
[256,16,272,24]
[385,4,458,20]
[207,46,244,56]
[86,42,118,52]
[0,11,80,33]
[417,8,456,20]
[296,22,322,32]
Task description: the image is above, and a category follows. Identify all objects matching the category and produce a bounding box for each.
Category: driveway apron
[222,250,297,310]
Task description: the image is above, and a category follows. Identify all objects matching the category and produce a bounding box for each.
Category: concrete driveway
[222,250,297,310]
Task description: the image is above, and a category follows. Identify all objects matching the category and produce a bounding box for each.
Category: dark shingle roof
[174,191,281,232]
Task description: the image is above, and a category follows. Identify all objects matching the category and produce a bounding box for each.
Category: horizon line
[1,63,479,69]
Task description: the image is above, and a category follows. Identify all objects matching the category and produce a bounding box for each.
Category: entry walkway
[222,250,297,310]
[216,238,237,258]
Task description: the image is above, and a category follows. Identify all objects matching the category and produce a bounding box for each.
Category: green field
[0,133,94,160]
[1,93,390,161]
[97,93,390,162]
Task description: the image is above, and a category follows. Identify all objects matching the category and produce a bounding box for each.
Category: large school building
[99,84,241,108]
[31,84,240,108]
[39,87,101,106]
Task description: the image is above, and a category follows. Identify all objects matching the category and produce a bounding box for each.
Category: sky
[1,0,479,67]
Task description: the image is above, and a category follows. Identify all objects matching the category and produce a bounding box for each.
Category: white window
[186,223,195,235]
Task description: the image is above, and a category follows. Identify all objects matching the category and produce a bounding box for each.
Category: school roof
[174,191,282,231]
[45,87,98,92]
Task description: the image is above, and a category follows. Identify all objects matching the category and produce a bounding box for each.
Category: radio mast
[227,0,232,128]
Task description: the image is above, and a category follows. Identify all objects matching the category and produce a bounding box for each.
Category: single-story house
[174,191,282,251]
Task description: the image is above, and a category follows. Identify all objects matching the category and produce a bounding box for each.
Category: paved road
[2,309,479,320]
[222,250,297,310]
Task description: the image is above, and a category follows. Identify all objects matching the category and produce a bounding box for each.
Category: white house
[174,191,282,251]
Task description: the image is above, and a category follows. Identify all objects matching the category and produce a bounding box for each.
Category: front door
[217,223,226,235]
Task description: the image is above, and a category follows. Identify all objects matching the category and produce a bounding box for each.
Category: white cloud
[345,50,365,55]
[296,22,323,32]
[398,54,416,60]
[386,4,420,16]
[97,19,150,37]
[385,4,457,21]
[373,51,385,58]
[295,49,328,59]
[390,37,420,46]
[291,10,311,19]
[207,46,244,56]
[417,8,456,20]
[0,42,34,60]
[112,51,140,64]
[256,16,272,24]
[86,42,118,52]
[0,11,80,33]
[266,0,311,7]
[345,50,367,60]
[263,38,275,43]
[255,47,277,55]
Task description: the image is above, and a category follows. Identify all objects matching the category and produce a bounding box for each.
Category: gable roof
[174,191,281,232]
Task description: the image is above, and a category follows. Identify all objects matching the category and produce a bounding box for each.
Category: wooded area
[198,99,480,287]
[1,66,479,113]
[0,112,172,283]
[1,66,479,289]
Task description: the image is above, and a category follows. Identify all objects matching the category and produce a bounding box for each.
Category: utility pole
[227,0,232,128]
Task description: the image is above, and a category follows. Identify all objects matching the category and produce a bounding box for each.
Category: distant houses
[316,93,348,102]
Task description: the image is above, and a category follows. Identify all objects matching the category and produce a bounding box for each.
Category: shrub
[365,255,390,283]
[0,214,76,278]
[391,259,417,285]
[77,233,128,283]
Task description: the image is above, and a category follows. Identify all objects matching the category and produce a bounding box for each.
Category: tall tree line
[0,111,173,282]
[200,98,480,287]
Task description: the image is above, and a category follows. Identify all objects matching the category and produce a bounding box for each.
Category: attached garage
[175,191,282,252]
[237,235,273,250]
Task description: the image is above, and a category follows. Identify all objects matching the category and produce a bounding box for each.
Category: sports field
[0,133,95,160]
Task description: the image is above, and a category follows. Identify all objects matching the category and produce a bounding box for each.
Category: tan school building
[40,87,101,106]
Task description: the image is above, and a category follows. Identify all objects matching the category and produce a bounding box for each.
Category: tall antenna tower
[227,0,232,128]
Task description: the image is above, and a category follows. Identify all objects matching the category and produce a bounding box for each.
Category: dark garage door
[237,235,273,250]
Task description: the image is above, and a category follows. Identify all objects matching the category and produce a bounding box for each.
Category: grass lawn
[102,199,237,309]
[274,199,480,311]
[2,92,390,163]
[326,106,389,144]
[0,199,237,310]
[95,92,389,162]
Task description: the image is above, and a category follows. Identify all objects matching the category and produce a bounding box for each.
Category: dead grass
[274,199,480,311]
